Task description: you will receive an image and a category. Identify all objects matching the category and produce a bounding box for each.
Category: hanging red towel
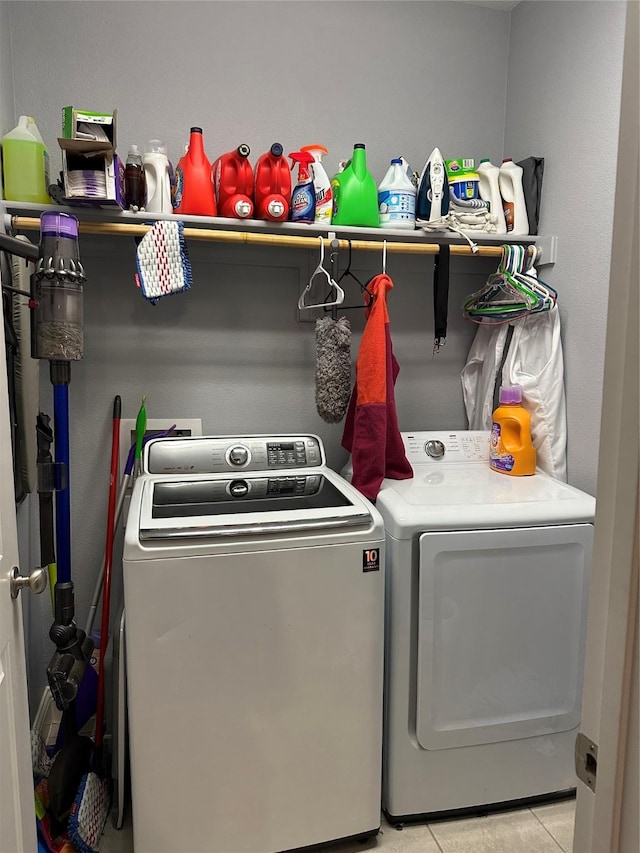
[342,273,413,500]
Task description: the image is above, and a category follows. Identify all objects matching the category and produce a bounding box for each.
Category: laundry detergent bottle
[490,385,536,476]
[212,144,254,219]
[2,115,50,204]
[378,157,416,229]
[254,143,291,221]
[331,143,379,227]
[173,127,217,216]
[300,144,333,224]
[499,158,528,235]
[288,150,316,224]
[477,159,506,234]
[143,139,172,213]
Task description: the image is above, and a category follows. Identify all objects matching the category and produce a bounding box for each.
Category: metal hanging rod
[9,214,540,259]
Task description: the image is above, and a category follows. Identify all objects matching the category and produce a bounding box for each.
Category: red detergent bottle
[212,144,254,219]
[254,143,292,221]
[173,127,217,216]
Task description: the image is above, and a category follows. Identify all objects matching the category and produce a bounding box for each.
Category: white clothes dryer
[123,434,385,853]
[351,431,595,823]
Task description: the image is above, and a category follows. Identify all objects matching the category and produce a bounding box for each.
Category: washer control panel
[146,435,323,475]
[402,431,490,464]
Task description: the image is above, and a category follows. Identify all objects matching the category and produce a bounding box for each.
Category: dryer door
[415,523,593,750]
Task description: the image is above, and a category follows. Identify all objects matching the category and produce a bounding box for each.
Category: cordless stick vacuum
[0,216,91,703]
[33,214,94,711]
[23,212,93,711]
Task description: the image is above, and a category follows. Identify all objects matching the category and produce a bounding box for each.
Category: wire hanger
[462,244,556,325]
[298,236,344,310]
[463,245,536,325]
[382,240,387,275]
[324,240,374,311]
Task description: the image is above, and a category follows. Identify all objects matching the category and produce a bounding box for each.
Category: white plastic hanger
[298,237,345,310]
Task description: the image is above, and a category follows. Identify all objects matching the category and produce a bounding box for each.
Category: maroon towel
[342,274,413,500]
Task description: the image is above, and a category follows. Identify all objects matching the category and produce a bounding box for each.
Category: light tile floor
[100,798,576,853]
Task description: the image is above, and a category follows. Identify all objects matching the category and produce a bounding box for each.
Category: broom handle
[95,396,121,748]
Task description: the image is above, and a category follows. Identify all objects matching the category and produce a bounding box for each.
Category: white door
[0,287,38,851]
[573,1,639,850]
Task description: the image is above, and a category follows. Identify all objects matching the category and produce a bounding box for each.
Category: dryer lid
[346,430,595,537]
[377,467,595,536]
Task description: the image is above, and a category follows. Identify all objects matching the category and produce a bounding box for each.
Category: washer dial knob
[228,445,250,467]
[425,440,445,459]
[229,479,249,498]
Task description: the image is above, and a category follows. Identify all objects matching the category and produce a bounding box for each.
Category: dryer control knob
[228,445,250,466]
[229,479,249,498]
[425,440,445,459]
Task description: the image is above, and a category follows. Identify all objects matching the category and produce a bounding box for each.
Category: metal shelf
[2,201,557,263]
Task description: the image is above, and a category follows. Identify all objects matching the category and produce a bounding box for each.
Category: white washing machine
[123,434,385,853]
[355,430,595,823]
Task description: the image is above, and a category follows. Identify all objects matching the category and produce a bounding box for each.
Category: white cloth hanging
[460,322,510,432]
[461,305,567,481]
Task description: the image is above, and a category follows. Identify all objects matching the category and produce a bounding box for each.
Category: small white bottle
[499,159,528,235]
[477,159,506,234]
[378,158,416,229]
[143,139,172,213]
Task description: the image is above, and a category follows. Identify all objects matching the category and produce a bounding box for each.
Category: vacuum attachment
[33,212,85,362]
[315,316,352,423]
[47,581,94,711]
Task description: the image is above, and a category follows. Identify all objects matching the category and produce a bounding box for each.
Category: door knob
[10,566,48,599]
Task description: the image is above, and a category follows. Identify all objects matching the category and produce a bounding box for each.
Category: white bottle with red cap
[499,159,528,235]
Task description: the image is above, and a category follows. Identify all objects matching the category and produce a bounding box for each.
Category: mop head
[67,772,109,853]
[315,316,352,424]
[31,729,53,778]
[135,220,193,305]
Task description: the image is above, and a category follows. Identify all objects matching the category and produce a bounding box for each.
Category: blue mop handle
[53,383,71,585]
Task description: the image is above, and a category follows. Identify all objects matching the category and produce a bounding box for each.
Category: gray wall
[505,0,627,496]
[8,1,512,186]
[0,1,14,180]
[2,2,626,708]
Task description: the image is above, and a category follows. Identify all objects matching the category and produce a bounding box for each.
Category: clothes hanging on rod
[461,303,567,481]
[342,273,413,501]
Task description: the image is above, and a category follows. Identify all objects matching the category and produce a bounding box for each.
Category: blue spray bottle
[288,151,316,223]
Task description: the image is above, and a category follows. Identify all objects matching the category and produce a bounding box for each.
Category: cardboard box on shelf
[61,106,117,150]
[58,107,122,207]
[60,147,125,209]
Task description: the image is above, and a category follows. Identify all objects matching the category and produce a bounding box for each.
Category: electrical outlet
[118,418,203,480]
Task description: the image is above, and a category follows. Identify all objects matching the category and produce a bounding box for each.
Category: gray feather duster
[315,316,352,423]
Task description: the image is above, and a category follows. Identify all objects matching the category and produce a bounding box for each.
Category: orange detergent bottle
[490,384,536,476]
[212,144,254,219]
[173,127,217,216]
[254,143,291,221]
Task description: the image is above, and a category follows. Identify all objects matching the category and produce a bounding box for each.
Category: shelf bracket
[534,235,557,266]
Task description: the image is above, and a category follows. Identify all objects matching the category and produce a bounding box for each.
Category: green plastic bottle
[331,143,379,227]
[2,116,50,204]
